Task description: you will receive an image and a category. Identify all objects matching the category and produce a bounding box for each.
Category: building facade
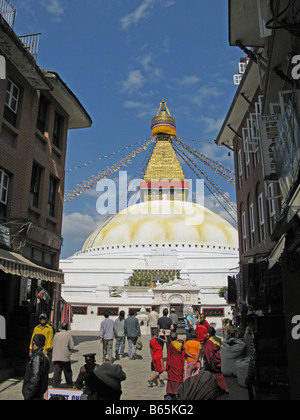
[0,7,92,370]
[216,0,300,400]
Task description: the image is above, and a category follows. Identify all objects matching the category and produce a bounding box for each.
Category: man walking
[124,309,141,360]
[114,310,126,360]
[170,308,179,333]
[148,307,160,338]
[100,311,117,363]
[52,323,74,388]
[29,313,53,357]
[157,308,174,353]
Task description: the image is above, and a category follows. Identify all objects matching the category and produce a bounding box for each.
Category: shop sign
[291,315,300,340]
[292,55,300,80]
[47,388,83,400]
[274,101,300,201]
[0,316,6,339]
[258,114,282,180]
[0,224,10,250]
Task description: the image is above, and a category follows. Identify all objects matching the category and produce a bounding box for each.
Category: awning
[268,235,286,270]
[0,248,64,284]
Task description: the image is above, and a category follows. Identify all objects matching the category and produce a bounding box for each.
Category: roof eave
[215,58,260,147]
[43,71,93,130]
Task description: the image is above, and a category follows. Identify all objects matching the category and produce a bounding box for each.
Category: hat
[93,364,126,391]
[171,308,175,312]
[39,313,48,320]
[83,353,96,359]
[33,334,46,348]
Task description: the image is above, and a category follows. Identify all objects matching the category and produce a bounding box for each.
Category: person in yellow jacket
[29,313,53,357]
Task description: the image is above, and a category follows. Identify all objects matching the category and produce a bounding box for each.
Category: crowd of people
[23,308,230,401]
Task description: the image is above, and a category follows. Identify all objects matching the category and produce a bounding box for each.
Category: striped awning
[0,248,64,284]
[268,235,286,270]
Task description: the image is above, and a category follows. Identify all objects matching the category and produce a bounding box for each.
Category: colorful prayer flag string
[64,138,155,204]
[173,143,237,224]
[175,138,236,183]
[65,139,152,174]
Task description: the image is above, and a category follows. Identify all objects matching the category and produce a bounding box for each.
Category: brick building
[216,0,300,400]
[0,6,92,371]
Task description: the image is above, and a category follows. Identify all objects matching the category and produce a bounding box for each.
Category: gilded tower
[140,100,190,202]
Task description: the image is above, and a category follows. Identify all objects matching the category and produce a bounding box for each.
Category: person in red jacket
[148,328,167,388]
[196,313,211,363]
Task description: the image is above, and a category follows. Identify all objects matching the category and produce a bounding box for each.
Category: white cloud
[124,100,156,118]
[41,0,64,19]
[62,212,106,245]
[178,75,201,86]
[121,69,146,93]
[204,193,237,229]
[199,116,225,134]
[120,0,157,30]
[192,85,221,107]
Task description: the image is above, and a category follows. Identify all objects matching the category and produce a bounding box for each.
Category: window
[23,246,54,267]
[244,136,250,179]
[268,183,277,235]
[238,150,243,189]
[53,112,63,148]
[72,307,88,315]
[47,176,58,217]
[29,163,43,208]
[258,193,266,242]
[241,212,247,253]
[0,169,9,205]
[249,203,256,249]
[97,307,119,316]
[203,308,225,317]
[36,95,48,133]
[4,79,20,126]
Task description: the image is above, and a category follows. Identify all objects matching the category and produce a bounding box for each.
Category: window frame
[238,149,243,189]
[5,79,20,114]
[258,193,266,242]
[268,183,277,235]
[4,78,20,126]
[53,111,63,149]
[29,163,43,208]
[0,169,9,205]
[36,95,49,134]
[241,211,247,253]
[47,175,58,218]
[249,203,256,249]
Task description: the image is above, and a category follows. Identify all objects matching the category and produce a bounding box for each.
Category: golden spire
[151,99,177,138]
[145,100,184,182]
[140,100,189,202]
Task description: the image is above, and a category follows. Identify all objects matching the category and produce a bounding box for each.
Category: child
[184,329,201,379]
[148,328,167,388]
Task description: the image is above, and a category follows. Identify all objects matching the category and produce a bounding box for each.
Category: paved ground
[0,331,248,401]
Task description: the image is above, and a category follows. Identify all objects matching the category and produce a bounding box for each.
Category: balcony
[19,33,41,61]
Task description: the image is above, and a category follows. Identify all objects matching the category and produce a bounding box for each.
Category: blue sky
[12,0,243,258]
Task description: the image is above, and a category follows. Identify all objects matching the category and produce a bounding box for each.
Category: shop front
[0,246,64,363]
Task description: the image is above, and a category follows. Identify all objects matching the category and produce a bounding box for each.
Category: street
[0,331,248,401]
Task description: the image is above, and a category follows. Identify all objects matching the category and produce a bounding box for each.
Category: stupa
[60,100,239,332]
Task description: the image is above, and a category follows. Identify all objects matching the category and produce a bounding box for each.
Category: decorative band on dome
[152,123,177,137]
